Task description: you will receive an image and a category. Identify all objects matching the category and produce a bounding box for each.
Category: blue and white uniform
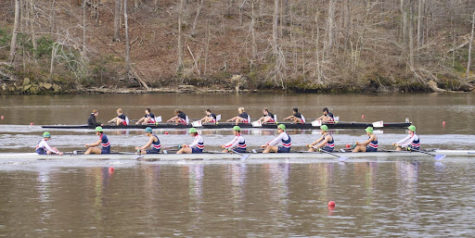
[146,135,161,154]
[397,134,420,150]
[190,135,204,153]
[321,135,335,152]
[224,134,247,153]
[366,136,378,152]
[100,133,111,154]
[268,132,292,153]
[35,139,58,155]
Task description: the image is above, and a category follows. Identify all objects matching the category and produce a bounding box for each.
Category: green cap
[189,128,198,133]
[278,124,286,130]
[320,125,329,131]
[95,126,103,132]
[408,125,416,132]
[365,126,374,133]
[145,127,153,133]
[42,132,51,138]
[233,126,241,131]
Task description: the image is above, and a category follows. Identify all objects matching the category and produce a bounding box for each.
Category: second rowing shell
[41,122,412,130]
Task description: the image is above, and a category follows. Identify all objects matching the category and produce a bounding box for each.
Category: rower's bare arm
[283,116,292,120]
[316,137,330,148]
[141,138,154,150]
[91,139,101,147]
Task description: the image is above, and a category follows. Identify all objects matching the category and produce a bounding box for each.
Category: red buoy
[0,115,4,120]
[30,122,34,126]
[346,144,350,148]
[164,131,169,135]
[108,167,114,174]
[328,201,336,208]
[442,121,446,128]
[361,114,365,120]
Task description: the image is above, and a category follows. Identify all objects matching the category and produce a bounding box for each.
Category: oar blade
[241,154,250,161]
[434,154,446,161]
[338,156,349,162]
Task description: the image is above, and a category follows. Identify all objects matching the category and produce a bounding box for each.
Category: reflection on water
[1,160,474,237]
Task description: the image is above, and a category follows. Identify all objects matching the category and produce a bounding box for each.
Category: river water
[0,93,475,237]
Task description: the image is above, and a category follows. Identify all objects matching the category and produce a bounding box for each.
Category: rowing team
[88,107,336,126]
[36,125,421,156]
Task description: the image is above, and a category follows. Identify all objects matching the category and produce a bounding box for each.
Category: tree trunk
[191,0,204,37]
[28,0,37,53]
[408,0,415,68]
[466,11,475,80]
[272,0,279,54]
[113,0,121,41]
[416,0,423,47]
[124,0,131,77]
[82,0,87,52]
[9,0,21,63]
[250,0,257,62]
[326,0,336,52]
[49,0,55,33]
[400,0,407,44]
[177,0,184,73]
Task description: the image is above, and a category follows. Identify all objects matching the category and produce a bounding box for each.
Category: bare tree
[467,11,475,80]
[177,0,184,73]
[191,0,204,37]
[113,0,121,41]
[9,0,21,63]
[124,0,131,77]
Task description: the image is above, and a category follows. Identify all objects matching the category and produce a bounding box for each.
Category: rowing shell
[0,150,473,161]
[41,122,412,130]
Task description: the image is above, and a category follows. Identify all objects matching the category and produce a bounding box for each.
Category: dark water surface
[1,160,474,237]
[1,93,475,237]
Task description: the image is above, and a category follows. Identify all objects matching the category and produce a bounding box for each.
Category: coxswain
[226,107,250,124]
[35,132,63,155]
[108,108,128,126]
[261,124,291,153]
[85,126,111,154]
[316,107,335,123]
[200,109,217,124]
[393,125,420,151]
[177,128,204,154]
[283,108,305,124]
[87,109,102,127]
[352,127,378,152]
[306,125,334,152]
[257,108,276,124]
[135,127,161,154]
[221,126,247,153]
[167,110,188,125]
[136,108,156,125]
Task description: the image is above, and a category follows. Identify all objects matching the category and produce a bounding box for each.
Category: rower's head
[238,107,245,113]
[42,131,51,141]
[263,108,269,115]
[206,109,212,115]
[189,128,198,136]
[365,126,374,135]
[320,125,329,134]
[95,126,104,135]
[116,108,123,115]
[408,125,416,134]
[233,126,241,135]
[145,108,151,114]
[293,108,298,114]
[277,124,286,133]
[175,110,182,115]
[323,107,329,116]
[145,127,153,135]
[92,109,99,116]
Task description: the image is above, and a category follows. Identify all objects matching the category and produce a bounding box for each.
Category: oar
[228,149,250,160]
[311,146,348,162]
[409,148,446,160]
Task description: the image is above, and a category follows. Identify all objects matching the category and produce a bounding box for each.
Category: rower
[261,124,291,153]
[36,132,63,155]
[226,107,250,124]
[108,108,128,126]
[316,107,334,123]
[352,127,378,152]
[257,108,276,124]
[393,125,420,151]
[167,110,188,125]
[177,128,204,154]
[306,125,334,152]
[136,108,156,125]
[221,126,247,153]
[283,108,305,124]
[87,109,102,127]
[135,127,161,154]
[200,109,217,124]
[85,126,111,154]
